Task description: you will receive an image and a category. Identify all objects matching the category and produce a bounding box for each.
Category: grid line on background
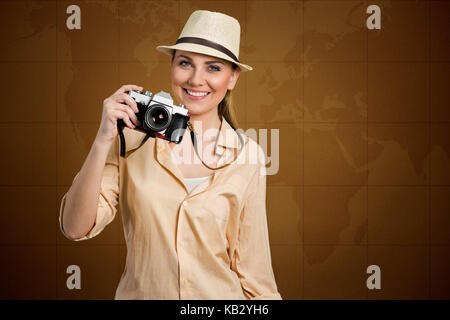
[4,121,450,124]
[365,0,369,300]
[3,121,450,124]
[117,0,121,301]
[428,0,431,299]
[4,0,442,2]
[301,0,305,300]
[5,184,450,188]
[55,0,58,299]
[4,60,450,63]
[244,0,248,129]
[3,243,447,247]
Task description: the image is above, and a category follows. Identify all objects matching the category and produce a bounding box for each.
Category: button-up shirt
[59,118,282,300]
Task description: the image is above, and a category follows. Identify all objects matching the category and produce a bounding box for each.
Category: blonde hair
[171,51,239,129]
[218,88,238,129]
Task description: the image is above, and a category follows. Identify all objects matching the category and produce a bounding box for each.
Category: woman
[59,10,281,300]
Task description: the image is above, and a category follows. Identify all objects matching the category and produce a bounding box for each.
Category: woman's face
[171,50,240,117]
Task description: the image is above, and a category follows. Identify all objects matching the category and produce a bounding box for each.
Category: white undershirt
[183,175,213,194]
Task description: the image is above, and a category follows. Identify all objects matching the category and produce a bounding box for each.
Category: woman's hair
[171,51,239,130]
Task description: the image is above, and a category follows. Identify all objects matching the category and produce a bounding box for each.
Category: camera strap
[117,122,151,158]
[187,119,245,170]
[117,120,245,168]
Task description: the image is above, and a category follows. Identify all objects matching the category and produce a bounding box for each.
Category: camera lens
[144,104,171,131]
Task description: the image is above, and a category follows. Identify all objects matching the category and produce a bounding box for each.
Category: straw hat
[156,10,253,72]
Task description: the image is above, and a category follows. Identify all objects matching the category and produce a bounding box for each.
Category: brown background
[0,0,449,299]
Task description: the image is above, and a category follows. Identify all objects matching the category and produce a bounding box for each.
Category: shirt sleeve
[231,162,282,300]
[58,136,120,241]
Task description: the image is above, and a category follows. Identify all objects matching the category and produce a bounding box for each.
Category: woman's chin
[186,108,206,117]
[184,102,207,113]
[186,106,216,118]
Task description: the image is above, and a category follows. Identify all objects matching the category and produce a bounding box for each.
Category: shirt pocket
[203,193,230,225]
[202,183,241,228]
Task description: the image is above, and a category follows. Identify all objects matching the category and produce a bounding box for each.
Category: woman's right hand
[94,84,143,146]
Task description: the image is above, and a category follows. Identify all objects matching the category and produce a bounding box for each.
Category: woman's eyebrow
[205,60,225,65]
[177,55,224,65]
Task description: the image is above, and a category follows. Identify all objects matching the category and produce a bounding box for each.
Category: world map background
[0,0,449,299]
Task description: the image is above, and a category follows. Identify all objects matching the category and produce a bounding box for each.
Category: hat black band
[175,37,240,64]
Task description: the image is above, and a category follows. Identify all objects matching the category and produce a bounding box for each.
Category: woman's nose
[187,69,205,87]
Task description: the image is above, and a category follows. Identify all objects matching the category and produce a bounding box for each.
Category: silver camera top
[153,91,173,106]
[129,90,188,116]
[129,90,152,105]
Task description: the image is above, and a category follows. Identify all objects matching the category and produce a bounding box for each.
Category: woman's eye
[209,65,221,72]
[179,60,191,67]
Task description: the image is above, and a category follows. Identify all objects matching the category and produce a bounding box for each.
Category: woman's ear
[227,67,241,90]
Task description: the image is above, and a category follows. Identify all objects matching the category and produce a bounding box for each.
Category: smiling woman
[59,9,281,301]
[170,50,240,130]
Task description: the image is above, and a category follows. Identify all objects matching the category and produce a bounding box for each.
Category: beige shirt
[59,118,281,300]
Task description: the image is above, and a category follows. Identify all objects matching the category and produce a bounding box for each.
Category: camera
[118,90,190,144]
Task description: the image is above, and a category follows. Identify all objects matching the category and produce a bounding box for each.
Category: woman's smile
[183,88,211,100]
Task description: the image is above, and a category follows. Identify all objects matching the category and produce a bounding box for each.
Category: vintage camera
[118,90,190,144]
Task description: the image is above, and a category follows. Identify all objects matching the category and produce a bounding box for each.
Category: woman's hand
[94,84,143,147]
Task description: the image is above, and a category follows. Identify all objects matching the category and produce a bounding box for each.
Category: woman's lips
[183,88,210,100]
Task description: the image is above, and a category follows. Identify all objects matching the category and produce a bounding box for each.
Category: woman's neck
[188,109,222,143]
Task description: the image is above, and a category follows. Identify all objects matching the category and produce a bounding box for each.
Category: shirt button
[182,201,187,207]
[184,279,189,285]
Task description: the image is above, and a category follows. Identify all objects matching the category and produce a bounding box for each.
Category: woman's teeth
[185,89,209,97]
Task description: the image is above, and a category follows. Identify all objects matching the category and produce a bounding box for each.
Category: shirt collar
[216,117,241,149]
[154,117,242,157]
[123,128,148,156]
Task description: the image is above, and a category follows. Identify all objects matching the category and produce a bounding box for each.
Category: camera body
[119,90,190,144]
